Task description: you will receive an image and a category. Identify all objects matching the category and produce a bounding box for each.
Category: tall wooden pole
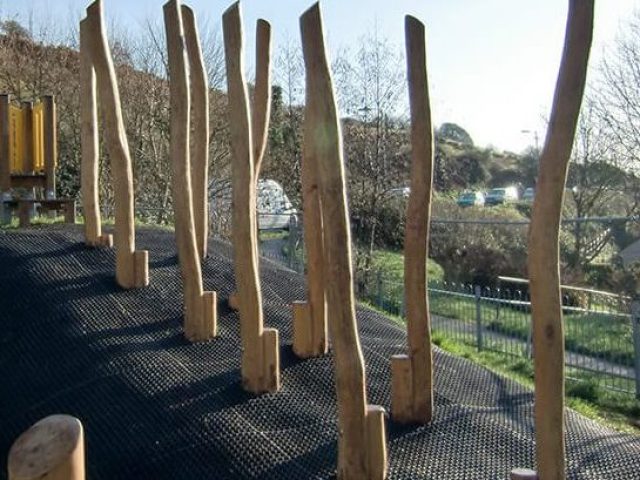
[182,5,209,260]
[228,19,272,313]
[80,18,102,246]
[391,15,434,425]
[8,415,85,480]
[85,0,148,288]
[293,20,327,358]
[527,1,593,479]
[164,0,217,342]
[301,4,386,478]
[252,19,271,179]
[223,2,279,393]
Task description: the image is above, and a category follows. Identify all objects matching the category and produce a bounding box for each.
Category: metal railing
[361,271,639,397]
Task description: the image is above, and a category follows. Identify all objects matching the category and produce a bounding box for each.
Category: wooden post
[511,469,539,480]
[0,94,10,194]
[182,5,209,260]
[391,15,434,425]
[294,22,328,358]
[300,4,387,478]
[42,95,56,199]
[80,18,102,246]
[252,19,271,180]
[85,0,148,288]
[228,18,272,311]
[223,2,280,394]
[527,2,593,480]
[8,415,85,480]
[164,0,217,342]
[22,102,35,172]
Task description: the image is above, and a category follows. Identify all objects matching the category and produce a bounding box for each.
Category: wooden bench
[17,199,76,227]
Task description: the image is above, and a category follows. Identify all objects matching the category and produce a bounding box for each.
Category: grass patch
[259,230,289,241]
[430,330,640,435]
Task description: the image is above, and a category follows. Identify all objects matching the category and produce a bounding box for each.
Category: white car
[257,179,298,230]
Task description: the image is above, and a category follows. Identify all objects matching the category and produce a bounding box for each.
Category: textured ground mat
[0,226,638,479]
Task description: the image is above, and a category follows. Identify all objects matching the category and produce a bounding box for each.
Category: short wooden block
[262,328,281,392]
[292,301,312,358]
[99,234,113,248]
[391,354,413,423]
[133,250,149,288]
[510,468,538,480]
[366,405,388,480]
[8,414,85,480]
[63,202,76,224]
[202,290,218,338]
[18,202,31,228]
[228,291,239,311]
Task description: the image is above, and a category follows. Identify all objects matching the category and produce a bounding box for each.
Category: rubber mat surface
[0,226,638,479]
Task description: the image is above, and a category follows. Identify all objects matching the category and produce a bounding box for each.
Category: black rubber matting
[0,225,638,479]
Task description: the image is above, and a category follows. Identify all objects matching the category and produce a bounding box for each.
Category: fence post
[288,218,297,270]
[632,299,640,399]
[376,269,383,308]
[475,285,483,351]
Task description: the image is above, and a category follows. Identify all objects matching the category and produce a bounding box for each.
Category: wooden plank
[223,2,279,393]
[8,415,85,480]
[85,0,140,289]
[21,102,34,172]
[300,4,386,477]
[164,0,216,341]
[392,15,434,424]
[527,2,593,480]
[80,18,102,246]
[0,94,11,193]
[182,5,209,260]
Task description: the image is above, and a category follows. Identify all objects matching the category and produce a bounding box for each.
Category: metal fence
[360,271,639,397]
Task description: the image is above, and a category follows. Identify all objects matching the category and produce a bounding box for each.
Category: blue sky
[1,0,637,153]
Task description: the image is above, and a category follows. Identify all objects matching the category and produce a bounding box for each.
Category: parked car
[456,191,485,207]
[522,187,535,203]
[386,187,410,199]
[485,186,519,205]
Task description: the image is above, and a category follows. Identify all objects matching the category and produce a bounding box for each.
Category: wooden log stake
[252,19,271,179]
[527,2,593,480]
[80,18,102,247]
[229,18,273,313]
[0,94,9,193]
[85,1,148,288]
[294,15,328,358]
[223,2,280,394]
[182,5,209,260]
[8,415,85,480]
[164,0,217,342]
[42,95,56,198]
[292,301,312,356]
[300,4,387,478]
[391,15,434,425]
[511,469,539,480]
[99,233,113,248]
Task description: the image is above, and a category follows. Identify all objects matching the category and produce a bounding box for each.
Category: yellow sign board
[7,101,46,174]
